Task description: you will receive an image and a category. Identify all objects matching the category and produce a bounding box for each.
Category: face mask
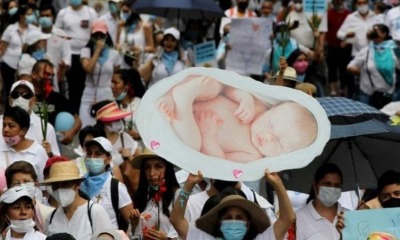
[11,96,31,112]
[109,2,119,13]
[8,7,18,16]
[293,60,309,74]
[381,197,400,208]
[116,90,127,101]
[21,182,36,198]
[52,188,76,207]
[39,16,53,28]
[294,3,303,11]
[107,120,124,133]
[25,14,36,25]
[237,1,249,11]
[70,0,83,7]
[220,220,247,240]
[3,135,22,147]
[317,186,342,207]
[32,49,46,60]
[8,218,35,233]
[357,4,369,14]
[85,157,106,175]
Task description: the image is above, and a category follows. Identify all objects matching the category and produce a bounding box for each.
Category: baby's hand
[197,110,222,137]
[234,96,255,123]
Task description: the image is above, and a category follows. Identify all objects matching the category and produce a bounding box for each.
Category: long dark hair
[307,163,343,203]
[85,32,114,57]
[133,158,179,217]
[113,69,146,98]
[9,4,31,24]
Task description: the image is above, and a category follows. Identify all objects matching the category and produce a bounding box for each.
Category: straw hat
[195,195,270,236]
[41,161,84,184]
[94,101,131,123]
[131,148,162,169]
[274,67,299,82]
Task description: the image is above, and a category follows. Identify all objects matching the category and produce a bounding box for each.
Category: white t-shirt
[55,6,98,54]
[120,97,141,131]
[185,191,210,224]
[149,58,186,88]
[0,140,47,181]
[1,23,39,69]
[4,229,46,240]
[80,47,121,88]
[187,223,275,239]
[287,11,328,49]
[90,174,132,229]
[45,201,113,240]
[112,132,138,166]
[385,6,400,41]
[294,201,344,240]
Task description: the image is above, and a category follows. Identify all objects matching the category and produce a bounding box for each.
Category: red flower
[152,179,167,202]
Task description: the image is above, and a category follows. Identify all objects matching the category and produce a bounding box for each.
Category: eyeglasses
[10,91,33,99]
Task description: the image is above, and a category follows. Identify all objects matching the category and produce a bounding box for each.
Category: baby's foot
[158,93,175,121]
[196,110,222,137]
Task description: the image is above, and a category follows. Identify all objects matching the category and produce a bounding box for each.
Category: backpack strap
[111,178,120,221]
[49,208,58,225]
[366,47,375,87]
[87,201,94,233]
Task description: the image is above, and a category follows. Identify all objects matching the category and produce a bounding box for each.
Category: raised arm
[264,170,295,240]
[169,171,203,240]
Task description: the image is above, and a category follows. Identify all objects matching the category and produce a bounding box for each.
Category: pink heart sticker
[150,140,160,150]
[233,169,243,179]
[252,23,260,32]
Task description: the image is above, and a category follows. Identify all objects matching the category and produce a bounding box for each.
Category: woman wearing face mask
[139,27,186,88]
[1,106,48,182]
[80,137,136,231]
[130,149,180,239]
[347,24,397,109]
[0,186,47,239]
[0,5,38,101]
[181,19,205,66]
[5,161,55,233]
[80,19,121,128]
[17,29,51,80]
[42,160,113,239]
[170,169,295,240]
[111,69,146,141]
[294,163,345,240]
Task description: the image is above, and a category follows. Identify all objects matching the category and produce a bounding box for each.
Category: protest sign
[226,18,273,75]
[343,208,400,239]
[194,41,217,67]
[136,67,330,181]
[303,0,327,13]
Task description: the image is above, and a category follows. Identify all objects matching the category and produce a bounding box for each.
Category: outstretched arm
[170,171,203,240]
[264,170,295,240]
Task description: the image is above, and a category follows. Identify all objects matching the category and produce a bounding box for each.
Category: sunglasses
[10,91,33,100]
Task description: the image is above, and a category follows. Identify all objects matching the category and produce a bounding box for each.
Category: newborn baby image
[158,75,318,163]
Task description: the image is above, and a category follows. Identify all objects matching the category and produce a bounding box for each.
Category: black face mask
[370,31,379,40]
[237,1,249,10]
[381,197,400,208]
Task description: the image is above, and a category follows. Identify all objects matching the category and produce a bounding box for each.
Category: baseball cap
[85,137,113,153]
[92,19,108,34]
[0,186,32,204]
[25,30,51,45]
[164,27,180,40]
[10,80,35,95]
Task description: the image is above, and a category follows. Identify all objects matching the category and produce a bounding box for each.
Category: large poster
[343,208,400,240]
[136,68,330,181]
[225,18,273,75]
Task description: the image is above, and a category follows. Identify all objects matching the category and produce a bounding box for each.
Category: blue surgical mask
[32,49,46,60]
[25,14,36,25]
[109,2,119,13]
[39,16,53,28]
[121,12,129,21]
[220,220,247,240]
[70,0,82,7]
[116,90,127,101]
[8,7,18,16]
[275,33,283,42]
[85,157,106,175]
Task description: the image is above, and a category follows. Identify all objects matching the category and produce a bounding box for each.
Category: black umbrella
[132,0,225,19]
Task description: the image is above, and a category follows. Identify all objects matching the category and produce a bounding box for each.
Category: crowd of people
[0,0,398,239]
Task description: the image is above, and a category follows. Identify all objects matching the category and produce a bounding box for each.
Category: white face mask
[21,182,36,199]
[357,4,369,14]
[317,186,342,207]
[51,188,76,207]
[294,3,303,11]
[106,120,124,133]
[11,97,31,112]
[8,218,36,233]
